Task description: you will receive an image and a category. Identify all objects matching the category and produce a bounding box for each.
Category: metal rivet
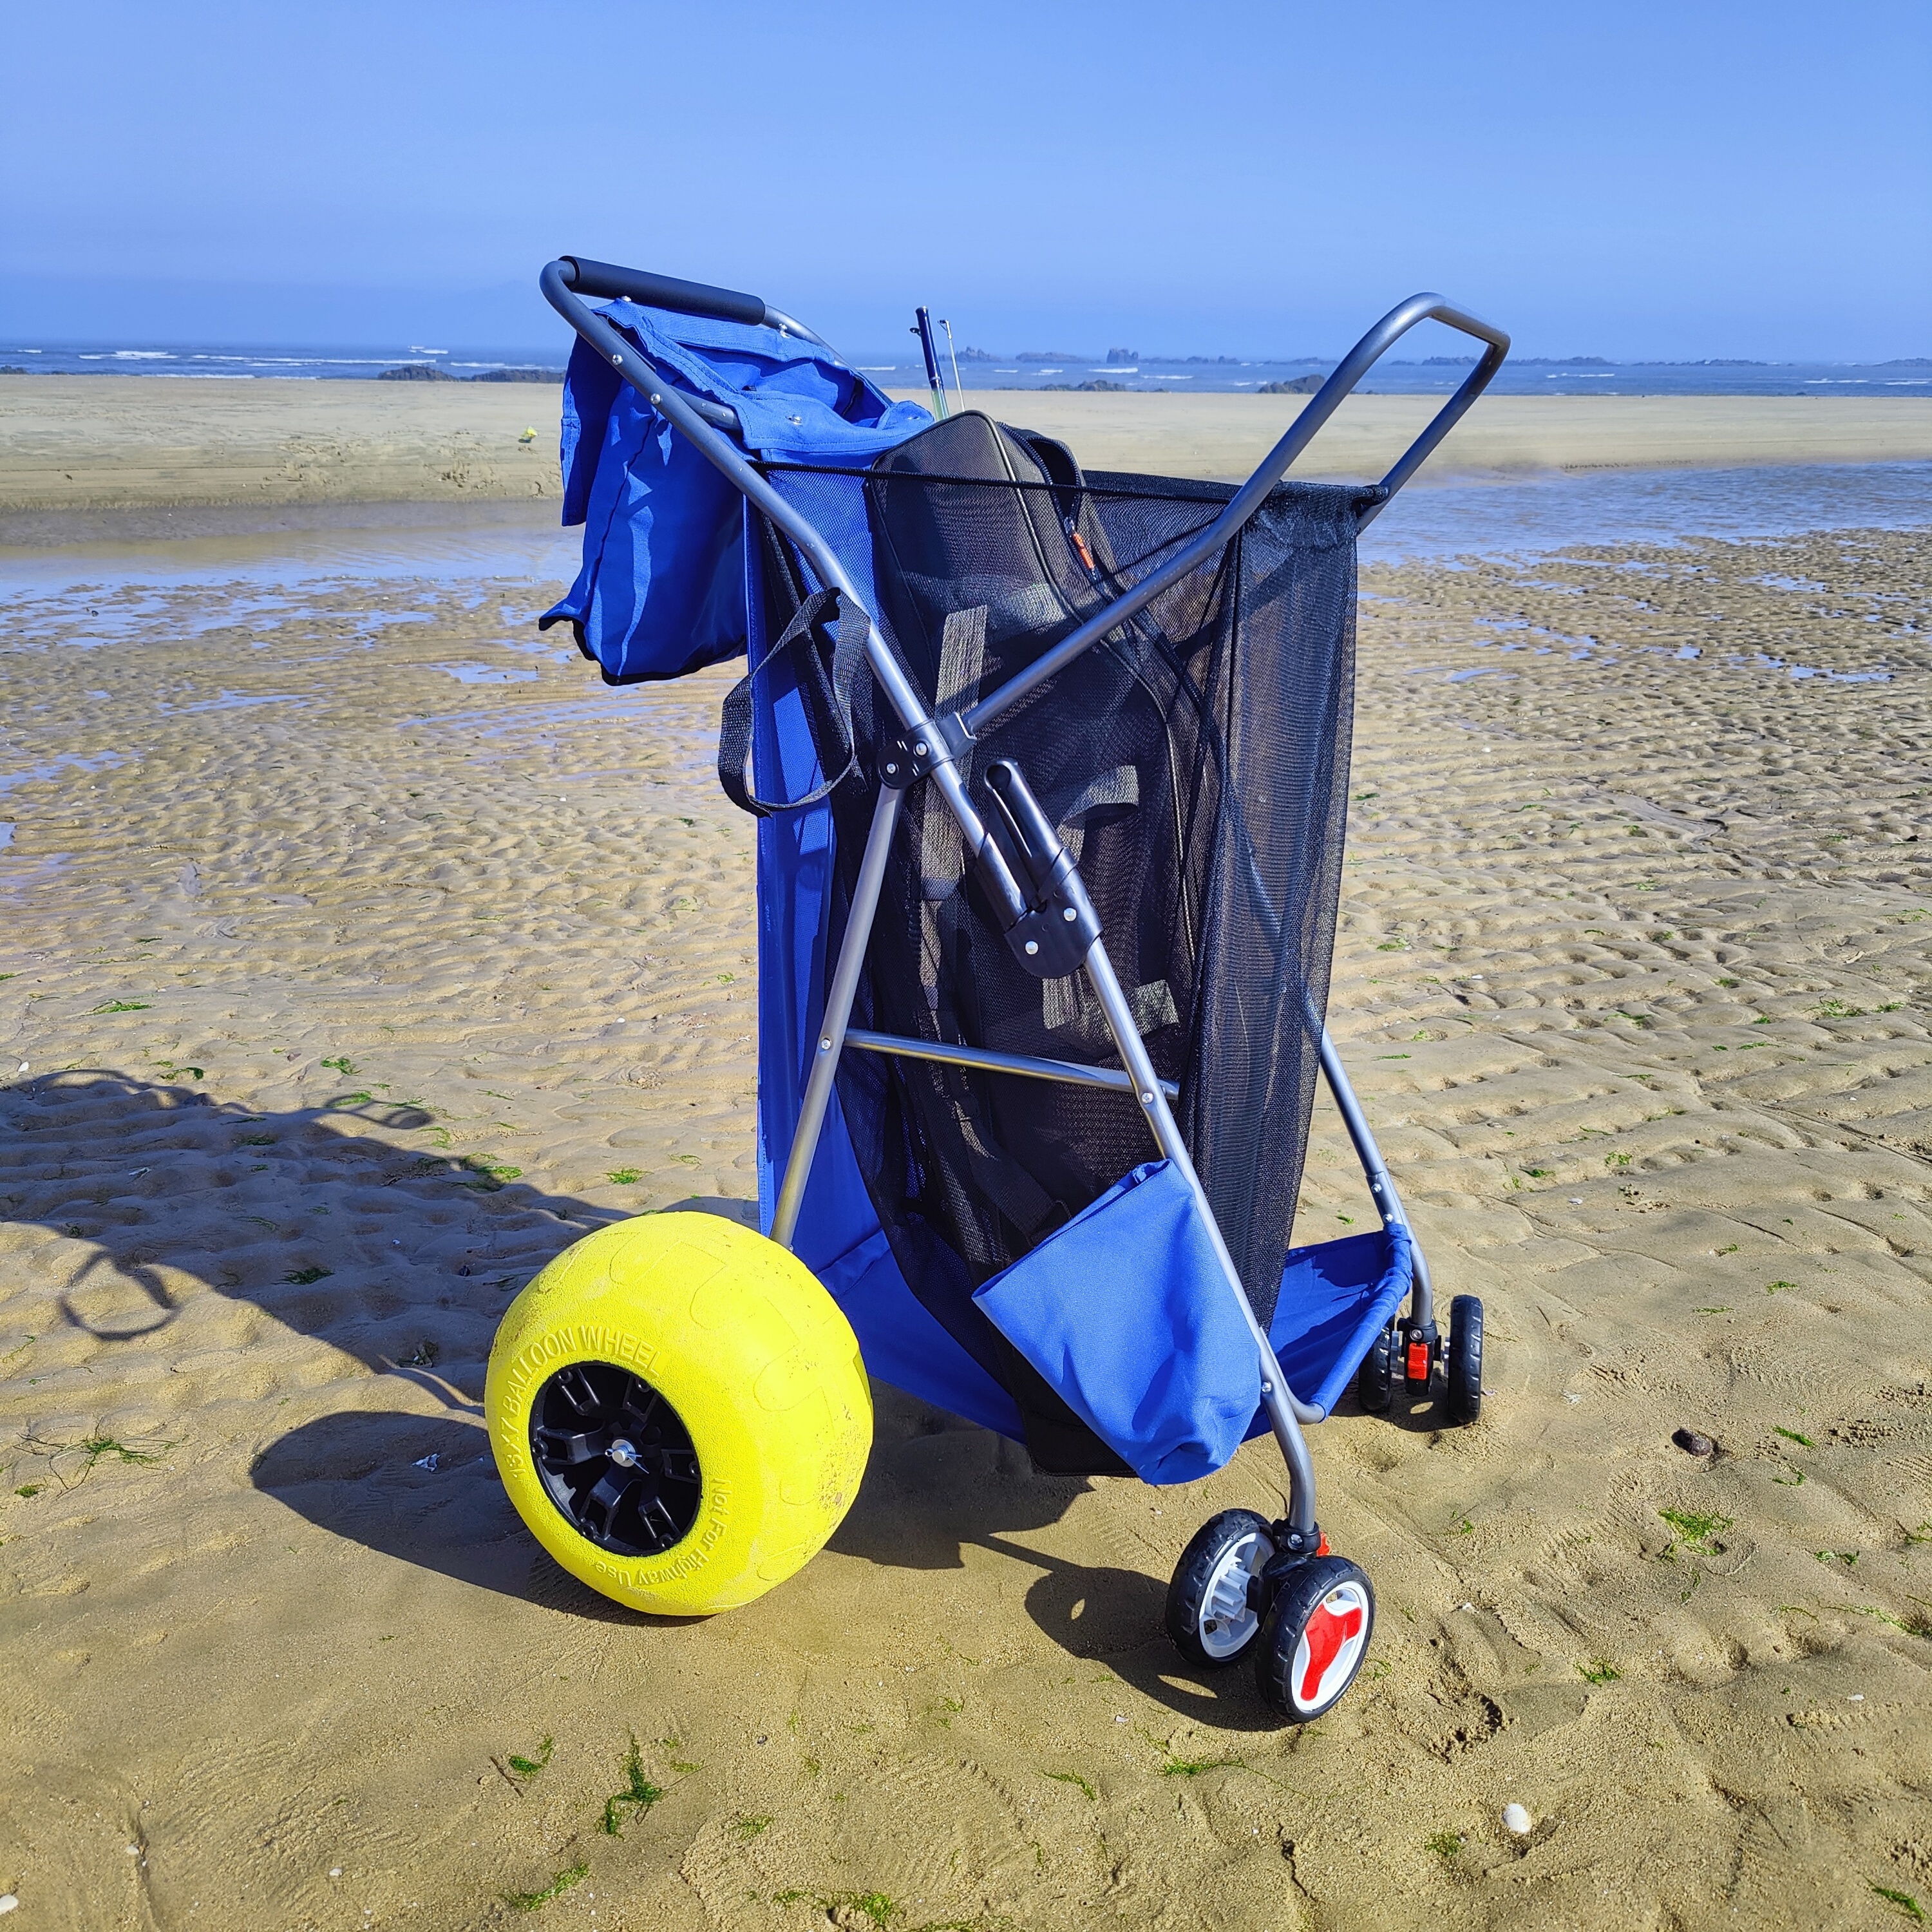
[914,741,928,756]
[1139,1090,1155,1104]
[884,762,898,775]
[819,1037,832,1051]
[1024,940,1039,956]
[1260,1381,1274,1396]
[613,353,624,364]
[1063,905,1077,921]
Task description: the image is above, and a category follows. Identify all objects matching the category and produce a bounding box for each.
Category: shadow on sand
[3,1070,1277,1707]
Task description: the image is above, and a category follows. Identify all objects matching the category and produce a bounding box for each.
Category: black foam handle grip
[560,256,768,327]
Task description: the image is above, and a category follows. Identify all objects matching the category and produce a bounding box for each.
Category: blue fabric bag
[541,304,929,682]
[971,1160,1263,1485]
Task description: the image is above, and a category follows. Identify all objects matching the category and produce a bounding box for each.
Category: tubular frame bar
[1317,1029,1434,1331]
[1075,933,1321,1528]
[771,784,904,1247]
[542,258,1022,934]
[847,1029,1180,1101]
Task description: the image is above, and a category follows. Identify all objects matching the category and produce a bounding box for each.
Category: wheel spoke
[582,1466,639,1536]
[534,1426,609,1466]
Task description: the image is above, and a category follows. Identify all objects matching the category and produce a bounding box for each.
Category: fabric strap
[717,586,869,818]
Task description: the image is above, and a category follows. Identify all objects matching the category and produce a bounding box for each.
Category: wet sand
[6,374,1931,514]
[1,504,1930,1928]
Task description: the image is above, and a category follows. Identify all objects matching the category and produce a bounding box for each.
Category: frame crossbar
[846,1028,1181,1101]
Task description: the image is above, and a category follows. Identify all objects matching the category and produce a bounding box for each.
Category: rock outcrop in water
[469,367,565,383]
[377,365,456,381]
[1258,374,1323,394]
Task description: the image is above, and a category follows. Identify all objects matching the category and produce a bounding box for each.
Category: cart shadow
[982,1533,1284,1732]
[247,1408,670,1624]
[831,1388,1279,1729]
[0,1068,724,1623]
[2,1068,626,1378]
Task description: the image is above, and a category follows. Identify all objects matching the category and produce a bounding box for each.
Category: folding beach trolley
[484,256,1509,1722]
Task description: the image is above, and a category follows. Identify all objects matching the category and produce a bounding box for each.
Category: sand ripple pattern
[1,522,1929,1927]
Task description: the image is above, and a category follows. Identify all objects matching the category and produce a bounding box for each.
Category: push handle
[961,292,1510,736]
[558,255,770,328]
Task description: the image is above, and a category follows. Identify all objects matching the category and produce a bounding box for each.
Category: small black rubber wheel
[1445,1294,1484,1426]
[1164,1509,1274,1667]
[1357,1320,1396,1415]
[1254,1555,1376,1722]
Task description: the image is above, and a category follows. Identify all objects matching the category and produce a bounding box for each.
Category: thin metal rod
[1079,934,1321,1530]
[962,292,1508,739]
[846,1028,1180,1099]
[1317,1028,1434,1329]
[771,785,905,1247]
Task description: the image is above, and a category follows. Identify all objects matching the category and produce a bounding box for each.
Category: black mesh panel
[757,412,1372,1456]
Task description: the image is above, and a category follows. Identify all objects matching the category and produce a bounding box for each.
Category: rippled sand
[1,520,1929,1928]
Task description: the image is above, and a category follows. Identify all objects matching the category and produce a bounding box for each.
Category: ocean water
[4,337,1927,399]
[1357,459,1932,563]
[0,342,564,382]
[863,357,1932,401]
[4,462,1925,606]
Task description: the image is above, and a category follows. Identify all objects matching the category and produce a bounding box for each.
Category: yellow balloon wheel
[486,1212,871,1616]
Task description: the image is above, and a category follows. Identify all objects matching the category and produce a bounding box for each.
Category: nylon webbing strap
[717,587,869,818]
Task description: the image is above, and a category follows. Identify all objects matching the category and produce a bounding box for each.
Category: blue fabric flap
[1245,1223,1414,1433]
[972,1160,1262,1486]
[542,304,928,685]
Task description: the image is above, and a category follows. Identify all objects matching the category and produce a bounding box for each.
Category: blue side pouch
[971,1160,1262,1485]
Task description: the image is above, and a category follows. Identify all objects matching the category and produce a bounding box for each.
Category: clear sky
[3,0,1927,360]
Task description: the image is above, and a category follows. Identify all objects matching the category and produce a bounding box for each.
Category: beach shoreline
[5,375,1931,515]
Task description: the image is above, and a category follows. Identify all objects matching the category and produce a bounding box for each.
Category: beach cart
[484,256,1508,1721]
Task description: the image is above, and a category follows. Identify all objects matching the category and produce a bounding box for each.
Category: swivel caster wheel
[1444,1293,1484,1425]
[1357,1320,1396,1414]
[1164,1509,1273,1667]
[1255,1555,1376,1722]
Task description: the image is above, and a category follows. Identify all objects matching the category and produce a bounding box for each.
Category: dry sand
[889,392,1932,489]
[0,378,566,515]
[1,452,1930,1927]
[6,374,1931,516]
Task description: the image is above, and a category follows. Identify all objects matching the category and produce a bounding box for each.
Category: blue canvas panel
[541,303,927,683]
[971,1160,1264,1485]
[1256,1223,1414,1424]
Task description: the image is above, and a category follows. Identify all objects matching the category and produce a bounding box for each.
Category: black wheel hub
[529,1361,701,1558]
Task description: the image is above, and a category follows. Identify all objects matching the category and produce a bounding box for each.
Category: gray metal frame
[540,256,1506,1531]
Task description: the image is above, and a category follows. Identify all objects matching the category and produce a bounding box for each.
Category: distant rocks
[1258,375,1323,395]
[1104,347,1139,365]
[0,366,32,376]
[1016,350,1081,363]
[1041,379,1135,392]
[377,364,564,383]
[954,346,998,363]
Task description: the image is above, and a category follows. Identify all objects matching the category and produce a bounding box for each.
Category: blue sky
[3,0,1927,359]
